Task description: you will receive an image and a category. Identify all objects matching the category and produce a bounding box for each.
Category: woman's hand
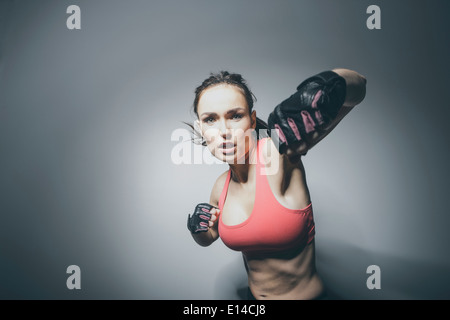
[207,207,220,228]
[188,203,221,247]
[187,203,220,234]
[268,70,346,157]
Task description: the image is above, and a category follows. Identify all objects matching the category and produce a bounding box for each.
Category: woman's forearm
[332,68,367,107]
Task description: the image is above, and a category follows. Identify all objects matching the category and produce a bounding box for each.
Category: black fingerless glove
[187,203,215,234]
[268,71,346,154]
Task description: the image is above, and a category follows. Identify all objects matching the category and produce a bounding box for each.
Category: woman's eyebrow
[200,107,245,117]
[200,111,216,117]
[226,107,246,114]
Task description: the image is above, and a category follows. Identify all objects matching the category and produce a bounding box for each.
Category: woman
[186,69,366,300]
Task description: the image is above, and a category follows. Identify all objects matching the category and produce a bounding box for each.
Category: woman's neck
[228,139,258,184]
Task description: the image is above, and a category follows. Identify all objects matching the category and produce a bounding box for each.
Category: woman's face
[196,84,256,164]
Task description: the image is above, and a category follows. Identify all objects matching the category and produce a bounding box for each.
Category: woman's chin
[215,153,236,164]
[214,152,248,164]
[209,144,251,164]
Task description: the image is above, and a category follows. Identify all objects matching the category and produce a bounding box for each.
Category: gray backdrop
[1,0,449,299]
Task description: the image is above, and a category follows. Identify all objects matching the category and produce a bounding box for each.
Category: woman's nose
[218,120,232,139]
[221,129,232,141]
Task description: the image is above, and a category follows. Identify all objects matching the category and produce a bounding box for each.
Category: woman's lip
[220,142,235,148]
[222,144,234,148]
[219,144,236,153]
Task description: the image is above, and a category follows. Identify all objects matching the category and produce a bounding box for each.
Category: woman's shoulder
[259,137,306,176]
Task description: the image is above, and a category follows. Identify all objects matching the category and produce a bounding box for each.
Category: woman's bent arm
[190,171,226,246]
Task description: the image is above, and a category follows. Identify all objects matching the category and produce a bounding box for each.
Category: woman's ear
[251,110,257,129]
[194,119,201,132]
[194,119,206,144]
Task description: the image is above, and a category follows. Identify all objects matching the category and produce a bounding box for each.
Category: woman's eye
[232,114,243,120]
[203,117,214,124]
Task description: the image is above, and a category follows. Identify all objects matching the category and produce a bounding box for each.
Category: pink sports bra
[218,137,315,254]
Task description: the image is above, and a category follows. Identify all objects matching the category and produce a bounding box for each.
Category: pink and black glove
[268,71,346,154]
[187,203,216,234]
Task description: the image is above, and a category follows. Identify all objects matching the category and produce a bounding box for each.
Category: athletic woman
[186,69,366,300]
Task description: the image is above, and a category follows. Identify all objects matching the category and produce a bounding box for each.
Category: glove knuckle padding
[269,71,346,153]
[187,203,214,234]
[297,72,346,120]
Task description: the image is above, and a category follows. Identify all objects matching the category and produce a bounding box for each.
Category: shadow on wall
[212,240,450,300]
[316,239,450,300]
